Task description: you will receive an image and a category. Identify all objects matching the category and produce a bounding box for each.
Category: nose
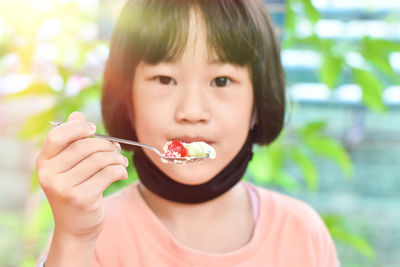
[175,85,210,124]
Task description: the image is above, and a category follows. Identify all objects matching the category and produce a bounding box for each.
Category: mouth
[171,136,215,145]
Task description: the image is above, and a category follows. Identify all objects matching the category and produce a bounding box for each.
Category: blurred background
[0,0,399,266]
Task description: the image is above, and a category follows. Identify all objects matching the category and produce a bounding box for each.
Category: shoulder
[254,184,325,232]
[250,184,340,266]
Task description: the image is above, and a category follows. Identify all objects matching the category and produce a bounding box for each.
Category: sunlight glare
[65,75,94,96]
[389,52,400,70]
[0,19,4,37]
[78,0,99,10]
[0,53,21,73]
[334,84,362,102]
[37,19,62,41]
[36,43,58,61]
[345,52,366,69]
[30,0,55,12]
[48,74,64,92]
[0,74,33,94]
[78,23,98,42]
[383,86,400,104]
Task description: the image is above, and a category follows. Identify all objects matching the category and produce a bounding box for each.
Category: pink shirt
[88,181,339,266]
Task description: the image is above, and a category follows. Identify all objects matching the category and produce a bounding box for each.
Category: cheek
[221,116,250,150]
[216,105,252,155]
[133,96,168,145]
[218,91,253,147]
[217,97,252,131]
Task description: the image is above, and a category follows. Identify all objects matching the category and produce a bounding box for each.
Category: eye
[156,76,176,85]
[211,77,232,87]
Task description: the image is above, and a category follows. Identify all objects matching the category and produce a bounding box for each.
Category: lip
[170,136,215,145]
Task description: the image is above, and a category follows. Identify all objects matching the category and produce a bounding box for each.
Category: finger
[40,120,96,160]
[50,137,121,173]
[62,151,128,186]
[67,111,86,122]
[76,164,128,199]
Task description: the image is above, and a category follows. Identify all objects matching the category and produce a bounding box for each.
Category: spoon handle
[93,134,162,156]
[49,121,162,156]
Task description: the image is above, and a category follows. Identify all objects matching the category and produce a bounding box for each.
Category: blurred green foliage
[247,120,352,193]
[285,0,400,112]
[0,212,24,265]
[4,0,400,265]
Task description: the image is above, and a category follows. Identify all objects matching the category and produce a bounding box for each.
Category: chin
[158,159,222,185]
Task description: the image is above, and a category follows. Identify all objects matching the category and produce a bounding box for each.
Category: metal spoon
[49,121,208,164]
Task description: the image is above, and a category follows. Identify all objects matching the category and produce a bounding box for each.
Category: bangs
[198,0,258,66]
[115,0,259,66]
[115,0,190,64]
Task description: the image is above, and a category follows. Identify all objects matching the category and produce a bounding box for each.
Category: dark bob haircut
[102,0,285,150]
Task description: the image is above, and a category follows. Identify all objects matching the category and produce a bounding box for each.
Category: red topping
[165,140,188,157]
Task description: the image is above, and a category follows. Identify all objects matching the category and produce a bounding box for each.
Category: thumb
[67,111,86,122]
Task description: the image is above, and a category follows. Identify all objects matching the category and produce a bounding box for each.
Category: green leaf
[248,147,274,185]
[273,171,300,192]
[360,37,400,84]
[300,0,321,24]
[352,67,386,112]
[21,259,37,267]
[297,121,352,177]
[304,137,353,177]
[283,0,297,48]
[18,108,55,141]
[297,34,326,49]
[248,131,289,186]
[332,228,375,259]
[299,120,327,138]
[323,214,375,259]
[5,82,56,99]
[17,84,100,145]
[30,169,40,191]
[54,83,100,116]
[320,52,343,89]
[291,149,318,191]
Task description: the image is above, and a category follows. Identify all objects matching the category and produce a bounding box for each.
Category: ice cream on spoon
[162,140,216,163]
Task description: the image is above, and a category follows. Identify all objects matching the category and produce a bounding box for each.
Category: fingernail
[88,123,96,134]
[114,142,121,151]
[123,157,129,167]
[122,169,128,180]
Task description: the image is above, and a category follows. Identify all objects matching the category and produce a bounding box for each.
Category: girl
[37,0,339,266]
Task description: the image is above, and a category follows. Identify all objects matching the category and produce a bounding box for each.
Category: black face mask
[132,131,254,204]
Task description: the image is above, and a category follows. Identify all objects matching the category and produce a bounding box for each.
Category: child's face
[131,11,253,185]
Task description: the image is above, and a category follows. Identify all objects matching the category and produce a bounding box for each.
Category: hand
[36,111,128,241]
